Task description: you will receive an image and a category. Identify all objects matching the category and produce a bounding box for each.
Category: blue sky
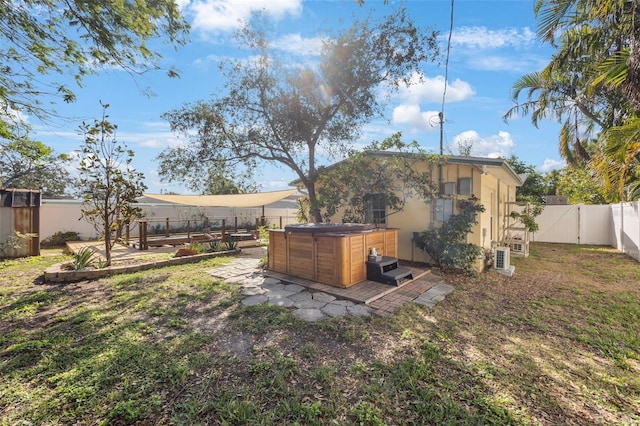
[32,0,564,194]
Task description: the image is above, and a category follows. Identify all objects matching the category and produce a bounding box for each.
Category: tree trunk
[306,182,323,223]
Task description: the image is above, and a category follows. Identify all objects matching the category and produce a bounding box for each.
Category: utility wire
[441,0,455,120]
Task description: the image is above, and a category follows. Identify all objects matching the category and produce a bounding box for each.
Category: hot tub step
[380,267,413,286]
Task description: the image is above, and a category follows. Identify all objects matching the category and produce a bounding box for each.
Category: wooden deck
[264,265,431,305]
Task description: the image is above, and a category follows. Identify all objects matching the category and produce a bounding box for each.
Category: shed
[0,188,41,258]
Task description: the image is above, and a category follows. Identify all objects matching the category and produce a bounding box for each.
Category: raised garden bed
[44,249,240,283]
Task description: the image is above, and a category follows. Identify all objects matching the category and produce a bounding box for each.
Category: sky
[31,0,565,194]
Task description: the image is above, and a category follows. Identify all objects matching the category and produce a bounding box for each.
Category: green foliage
[256,224,278,246]
[158,9,439,222]
[506,155,550,203]
[70,246,95,270]
[556,167,608,204]
[415,197,485,275]
[0,0,189,142]
[350,401,385,426]
[505,0,640,201]
[187,242,205,254]
[225,236,238,251]
[76,103,147,266]
[296,197,311,223]
[40,231,81,247]
[205,240,224,253]
[0,138,71,195]
[317,133,438,223]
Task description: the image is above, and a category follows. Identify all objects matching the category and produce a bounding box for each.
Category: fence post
[279,216,283,229]
[165,218,170,236]
[234,216,238,232]
[222,219,226,240]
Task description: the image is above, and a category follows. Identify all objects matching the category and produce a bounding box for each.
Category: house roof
[290,153,525,188]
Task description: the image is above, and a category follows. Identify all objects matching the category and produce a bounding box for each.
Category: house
[293,153,525,268]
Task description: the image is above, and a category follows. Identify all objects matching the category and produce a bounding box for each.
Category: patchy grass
[0,243,639,424]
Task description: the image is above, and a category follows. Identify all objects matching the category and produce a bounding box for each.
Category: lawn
[0,243,638,425]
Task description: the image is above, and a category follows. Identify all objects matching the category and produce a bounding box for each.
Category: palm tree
[506,0,640,201]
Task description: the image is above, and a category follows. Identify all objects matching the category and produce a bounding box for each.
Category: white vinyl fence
[532,202,640,261]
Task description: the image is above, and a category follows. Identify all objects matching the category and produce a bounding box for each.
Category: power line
[441,0,455,118]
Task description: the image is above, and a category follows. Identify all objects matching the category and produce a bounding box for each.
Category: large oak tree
[158,9,439,222]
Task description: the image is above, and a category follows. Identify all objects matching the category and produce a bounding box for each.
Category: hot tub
[268,224,398,287]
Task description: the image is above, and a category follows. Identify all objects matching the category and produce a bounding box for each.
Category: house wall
[334,162,520,264]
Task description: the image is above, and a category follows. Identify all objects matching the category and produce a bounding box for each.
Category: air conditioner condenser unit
[494,246,515,276]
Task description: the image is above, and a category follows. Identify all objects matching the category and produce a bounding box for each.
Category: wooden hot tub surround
[268,224,398,288]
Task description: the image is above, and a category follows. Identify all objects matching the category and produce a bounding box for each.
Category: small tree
[415,197,485,275]
[77,103,146,266]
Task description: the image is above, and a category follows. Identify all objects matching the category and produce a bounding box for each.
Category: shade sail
[142,189,298,208]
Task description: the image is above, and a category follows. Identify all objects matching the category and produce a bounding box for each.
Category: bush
[66,246,96,270]
[206,240,225,253]
[415,197,484,275]
[41,231,81,247]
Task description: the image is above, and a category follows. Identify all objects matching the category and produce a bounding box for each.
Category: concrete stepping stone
[414,283,455,307]
[281,284,305,293]
[288,292,312,302]
[312,292,336,302]
[321,303,348,317]
[265,289,299,299]
[241,287,266,296]
[347,304,372,317]
[262,282,286,291]
[294,308,327,322]
[331,299,355,307]
[242,294,268,306]
[294,299,327,309]
[266,295,294,307]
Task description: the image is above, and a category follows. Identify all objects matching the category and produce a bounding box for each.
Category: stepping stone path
[207,248,452,322]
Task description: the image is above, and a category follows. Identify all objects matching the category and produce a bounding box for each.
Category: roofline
[289,152,524,187]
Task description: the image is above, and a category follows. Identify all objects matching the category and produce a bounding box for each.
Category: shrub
[41,231,81,247]
[415,196,484,275]
[187,241,205,254]
[69,246,96,270]
[206,240,225,253]
[225,236,238,251]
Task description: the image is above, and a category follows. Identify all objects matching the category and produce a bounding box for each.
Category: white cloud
[538,158,565,172]
[272,33,325,56]
[450,130,515,158]
[398,73,475,104]
[392,104,441,132]
[186,0,302,33]
[391,74,474,132]
[470,54,548,73]
[451,26,536,50]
